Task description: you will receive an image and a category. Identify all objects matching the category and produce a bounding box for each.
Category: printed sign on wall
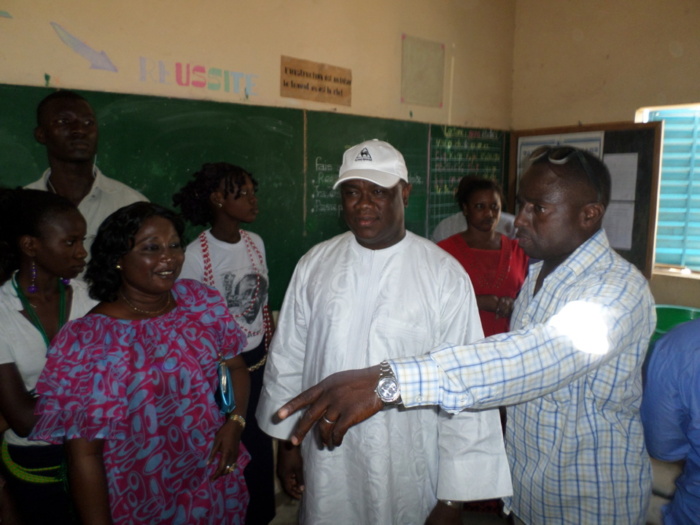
[280,56,351,106]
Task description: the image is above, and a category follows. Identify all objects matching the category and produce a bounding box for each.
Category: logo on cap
[355,148,372,162]
[333,139,408,190]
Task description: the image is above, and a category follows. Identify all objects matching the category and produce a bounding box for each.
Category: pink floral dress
[32,279,250,524]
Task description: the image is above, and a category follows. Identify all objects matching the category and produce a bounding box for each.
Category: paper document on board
[602,153,638,250]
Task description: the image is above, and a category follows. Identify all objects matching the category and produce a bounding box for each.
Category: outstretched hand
[276,365,384,447]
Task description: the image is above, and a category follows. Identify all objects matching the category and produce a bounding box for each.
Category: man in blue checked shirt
[277,146,656,525]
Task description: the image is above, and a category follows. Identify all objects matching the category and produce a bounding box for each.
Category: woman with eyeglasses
[438,177,529,338]
[31,202,251,525]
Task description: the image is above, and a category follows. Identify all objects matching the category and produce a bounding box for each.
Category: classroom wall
[2,1,696,147]
[511,0,700,129]
[0,0,514,129]
[649,271,700,309]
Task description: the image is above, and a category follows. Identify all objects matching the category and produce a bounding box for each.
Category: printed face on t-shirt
[222,272,268,324]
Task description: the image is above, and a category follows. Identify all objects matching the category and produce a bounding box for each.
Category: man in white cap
[257,139,511,524]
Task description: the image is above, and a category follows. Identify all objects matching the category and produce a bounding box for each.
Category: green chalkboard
[0,83,508,307]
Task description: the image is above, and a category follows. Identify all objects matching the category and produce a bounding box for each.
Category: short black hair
[455,176,504,208]
[0,188,78,281]
[173,162,258,226]
[528,146,612,208]
[86,202,185,302]
[36,90,90,126]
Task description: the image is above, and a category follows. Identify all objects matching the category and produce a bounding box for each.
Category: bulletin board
[509,122,662,278]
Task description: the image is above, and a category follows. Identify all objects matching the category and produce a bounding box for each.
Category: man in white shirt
[25,90,146,253]
[257,139,510,524]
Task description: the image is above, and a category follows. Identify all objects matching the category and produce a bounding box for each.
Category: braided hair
[172,162,258,226]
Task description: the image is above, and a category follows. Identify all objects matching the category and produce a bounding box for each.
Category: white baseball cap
[333,139,408,189]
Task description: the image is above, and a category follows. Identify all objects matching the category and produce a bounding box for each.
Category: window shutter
[648,109,700,270]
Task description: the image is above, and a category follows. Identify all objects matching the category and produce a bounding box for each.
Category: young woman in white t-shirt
[173,162,276,525]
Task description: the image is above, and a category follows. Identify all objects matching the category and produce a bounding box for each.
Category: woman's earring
[217,202,223,208]
[116,264,122,270]
[28,259,38,294]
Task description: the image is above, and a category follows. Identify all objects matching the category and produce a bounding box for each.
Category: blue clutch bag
[214,357,236,415]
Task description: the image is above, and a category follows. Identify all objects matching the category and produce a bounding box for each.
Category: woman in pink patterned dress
[32,202,251,524]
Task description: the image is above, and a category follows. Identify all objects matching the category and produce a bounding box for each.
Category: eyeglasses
[528,145,602,203]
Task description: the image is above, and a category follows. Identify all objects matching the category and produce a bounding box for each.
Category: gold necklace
[120,291,172,316]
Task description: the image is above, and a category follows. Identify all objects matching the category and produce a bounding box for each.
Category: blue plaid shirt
[390,230,655,524]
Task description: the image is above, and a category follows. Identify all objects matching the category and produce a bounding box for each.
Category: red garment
[438,233,529,336]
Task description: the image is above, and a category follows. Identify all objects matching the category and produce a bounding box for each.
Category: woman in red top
[438,177,528,337]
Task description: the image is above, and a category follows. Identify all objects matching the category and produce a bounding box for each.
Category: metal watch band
[376,360,402,405]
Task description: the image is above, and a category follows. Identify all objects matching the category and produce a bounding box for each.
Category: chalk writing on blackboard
[428,126,505,234]
[309,156,342,216]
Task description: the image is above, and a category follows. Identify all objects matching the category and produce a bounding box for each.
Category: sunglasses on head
[528,145,601,203]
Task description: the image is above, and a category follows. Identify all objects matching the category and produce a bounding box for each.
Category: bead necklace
[12,273,67,348]
[120,291,172,316]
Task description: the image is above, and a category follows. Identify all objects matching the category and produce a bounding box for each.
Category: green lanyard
[11,274,67,348]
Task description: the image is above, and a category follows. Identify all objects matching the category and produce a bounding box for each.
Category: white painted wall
[0,0,514,129]
[511,0,700,128]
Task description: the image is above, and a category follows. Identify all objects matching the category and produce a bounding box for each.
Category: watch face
[377,377,400,403]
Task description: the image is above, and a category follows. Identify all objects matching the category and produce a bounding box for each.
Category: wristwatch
[375,360,402,405]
